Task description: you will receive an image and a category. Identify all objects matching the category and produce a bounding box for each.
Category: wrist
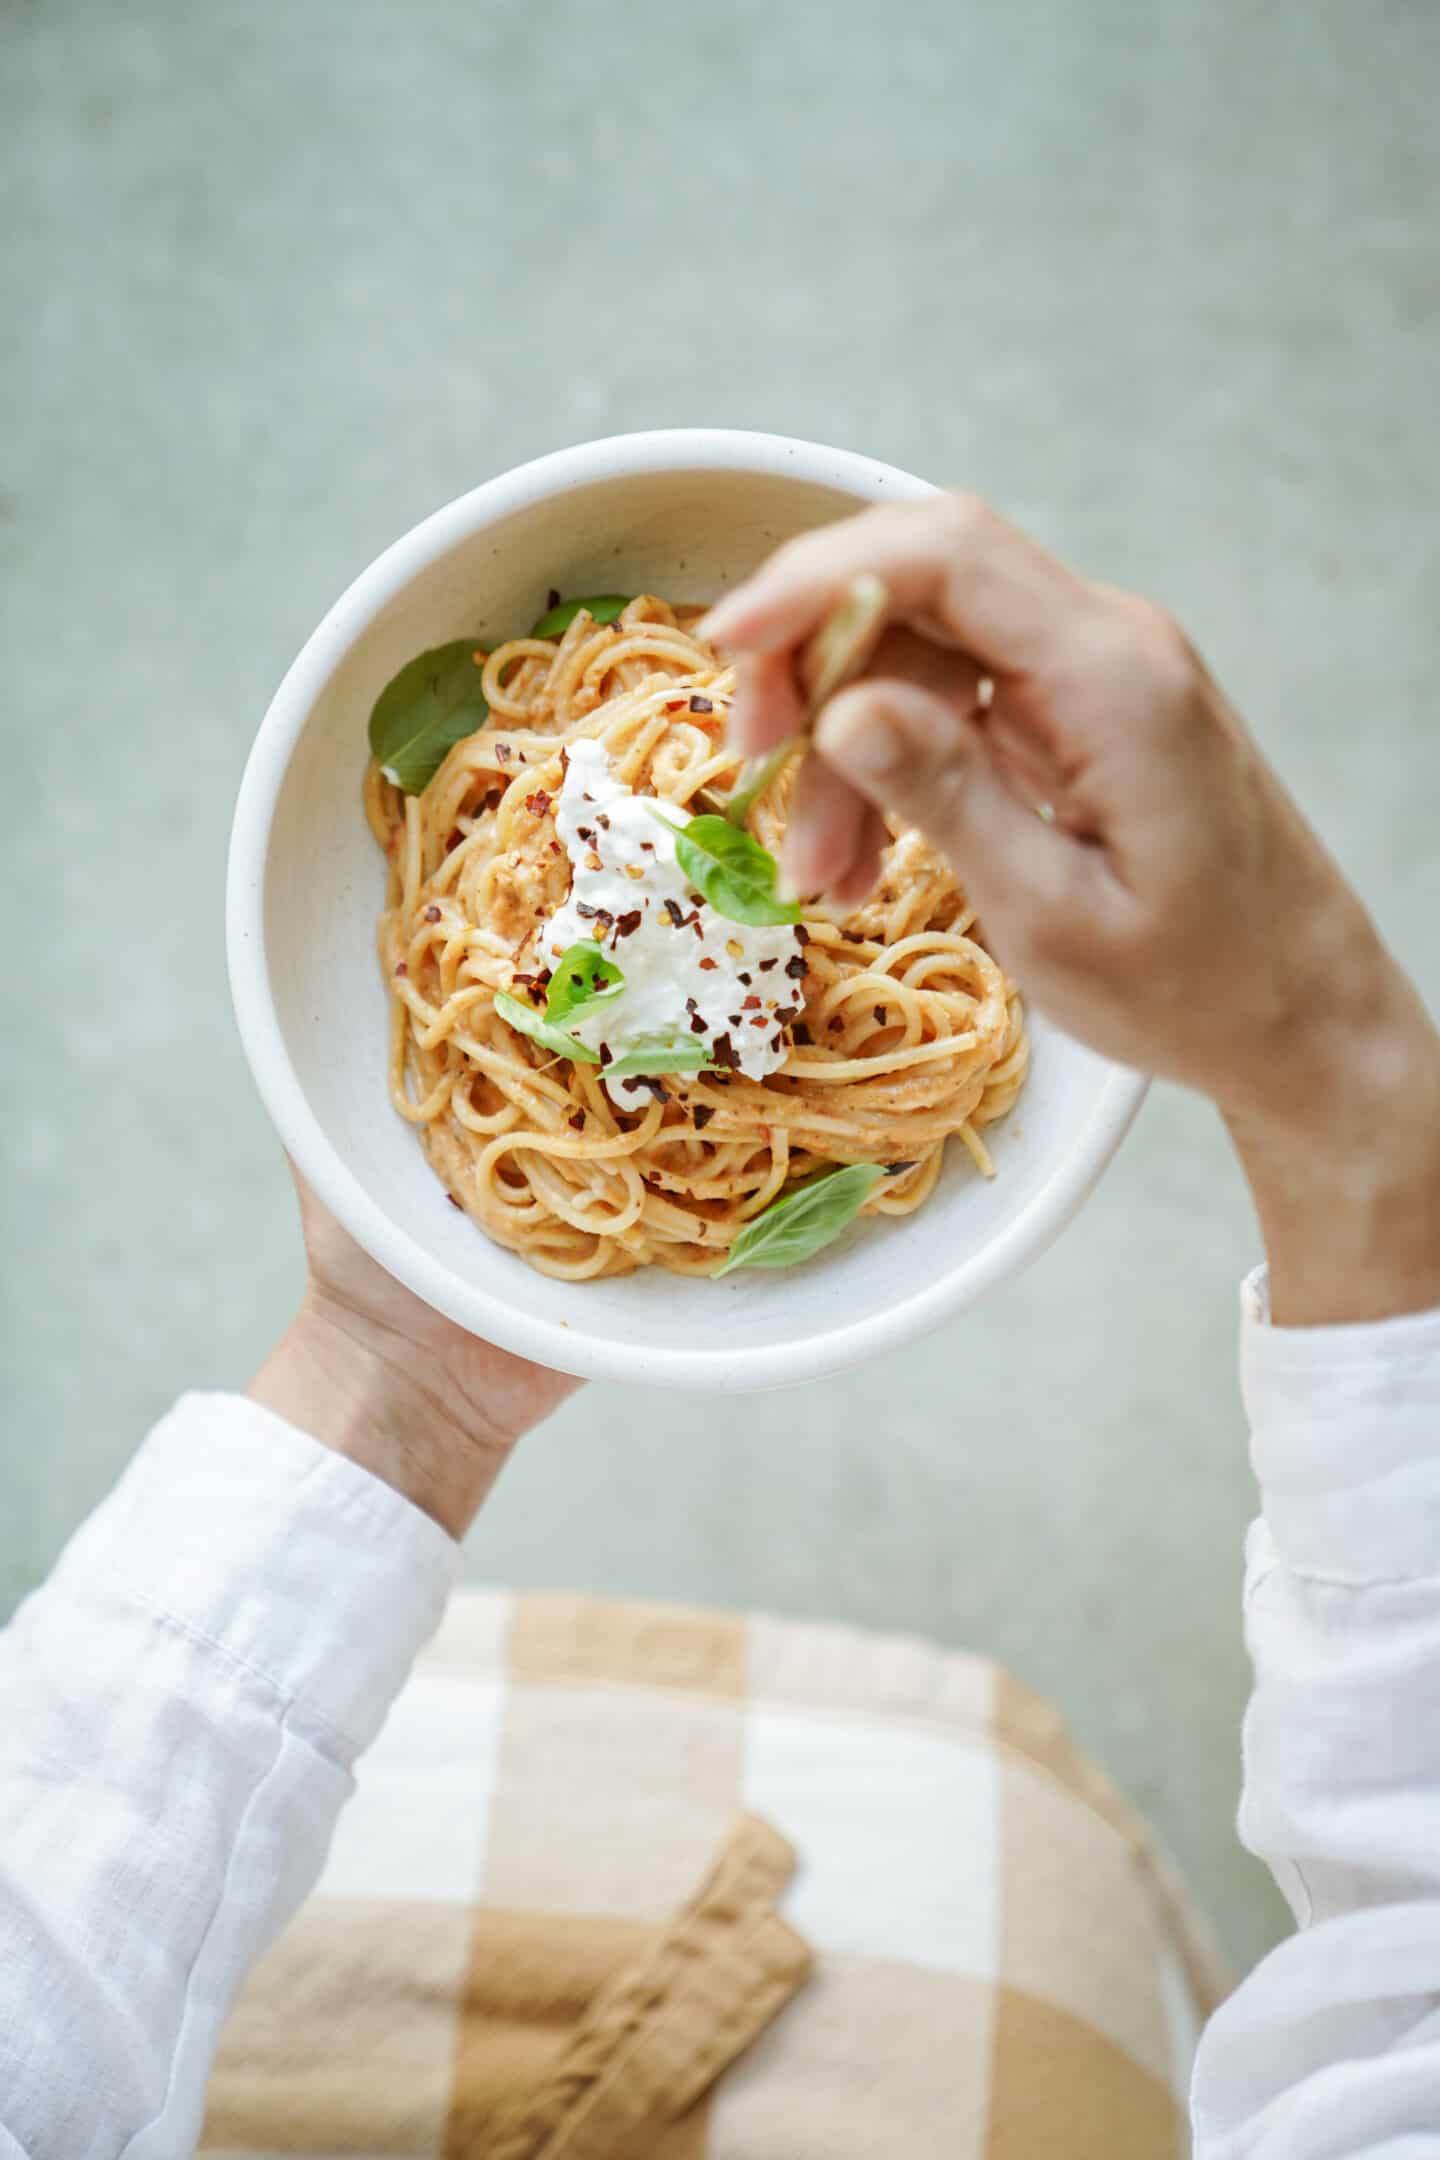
[248,1298,519,1539]
[1222,967,1440,1326]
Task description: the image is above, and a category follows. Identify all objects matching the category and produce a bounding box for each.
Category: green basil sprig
[605,1032,716,1082]
[530,593,631,639]
[493,942,628,1065]
[545,942,624,1027]
[368,641,490,795]
[714,1163,885,1275]
[652,809,801,928]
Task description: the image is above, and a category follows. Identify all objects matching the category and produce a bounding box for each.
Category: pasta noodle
[366,596,1028,1279]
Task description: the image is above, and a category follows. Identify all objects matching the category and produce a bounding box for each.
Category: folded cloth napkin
[489,1813,810,2159]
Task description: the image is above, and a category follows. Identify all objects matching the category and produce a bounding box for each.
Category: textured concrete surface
[4,0,1438,1973]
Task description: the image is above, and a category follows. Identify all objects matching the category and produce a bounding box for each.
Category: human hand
[249,1167,579,1537]
[704,496,1440,1323]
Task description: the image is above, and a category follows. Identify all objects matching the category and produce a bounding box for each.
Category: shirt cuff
[45,1391,461,1761]
[1241,1265,1440,1584]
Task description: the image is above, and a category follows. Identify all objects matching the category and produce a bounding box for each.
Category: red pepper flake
[663,898,685,927]
[568,1109,587,1131]
[599,1044,613,1067]
[795,926,811,946]
[663,696,687,711]
[394,962,408,977]
[741,994,761,1010]
[775,1004,798,1024]
[710,1031,739,1069]
[688,694,714,714]
[685,997,698,1013]
[595,813,611,829]
[749,1015,768,1029]
[525,790,551,817]
[576,825,595,843]
[615,908,643,938]
[737,971,752,986]
[549,839,563,856]
[494,742,513,764]
[757,957,778,973]
[424,904,441,922]
[639,840,655,853]
[446,1191,462,1208]
[483,787,503,811]
[687,893,704,909]
[689,1012,708,1034]
[635,1076,671,1103]
[784,955,808,980]
[692,1105,715,1130]
[698,956,718,971]
[873,1004,887,1025]
[576,901,598,920]
[792,1021,813,1045]
[728,1013,743,1027]
[691,918,705,939]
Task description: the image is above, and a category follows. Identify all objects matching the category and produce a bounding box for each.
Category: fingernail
[777,840,813,904]
[696,594,747,645]
[725,661,760,753]
[816,700,900,779]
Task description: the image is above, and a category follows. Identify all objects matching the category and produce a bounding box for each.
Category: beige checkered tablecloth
[202,1590,1229,2158]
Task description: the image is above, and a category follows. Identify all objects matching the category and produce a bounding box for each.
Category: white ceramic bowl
[228,429,1145,1390]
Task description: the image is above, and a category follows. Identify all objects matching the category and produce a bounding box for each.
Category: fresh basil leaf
[546,942,625,1027]
[604,1032,715,1081]
[714,1163,884,1275]
[662,812,802,927]
[493,990,600,1064]
[368,640,490,795]
[530,593,631,639]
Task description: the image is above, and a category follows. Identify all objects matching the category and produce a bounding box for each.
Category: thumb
[813,678,1079,927]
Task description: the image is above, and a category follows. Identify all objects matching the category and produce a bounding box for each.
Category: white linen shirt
[2,1276,1439,2157]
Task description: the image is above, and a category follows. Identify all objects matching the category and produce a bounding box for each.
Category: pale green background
[4,0,1438,1974]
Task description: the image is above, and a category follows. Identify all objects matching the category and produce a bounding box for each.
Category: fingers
[703,495,1083,678]
[828,803,890,909]
[781,746,873,899]
[730,625,982,760]
[729,648,805,758]
[813,679,1082,926]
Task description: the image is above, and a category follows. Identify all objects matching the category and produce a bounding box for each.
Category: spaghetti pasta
[366,595,1029,1280]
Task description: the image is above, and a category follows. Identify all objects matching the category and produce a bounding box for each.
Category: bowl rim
[227,427,1148,1390]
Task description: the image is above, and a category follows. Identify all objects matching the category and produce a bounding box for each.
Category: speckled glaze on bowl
[227,429,1145,1390]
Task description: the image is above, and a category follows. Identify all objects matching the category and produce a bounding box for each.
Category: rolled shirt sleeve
[0,1391,459,2160]
[1192,1273,1440,2157]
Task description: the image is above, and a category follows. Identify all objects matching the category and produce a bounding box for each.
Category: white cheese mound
[540,738,807,1106]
